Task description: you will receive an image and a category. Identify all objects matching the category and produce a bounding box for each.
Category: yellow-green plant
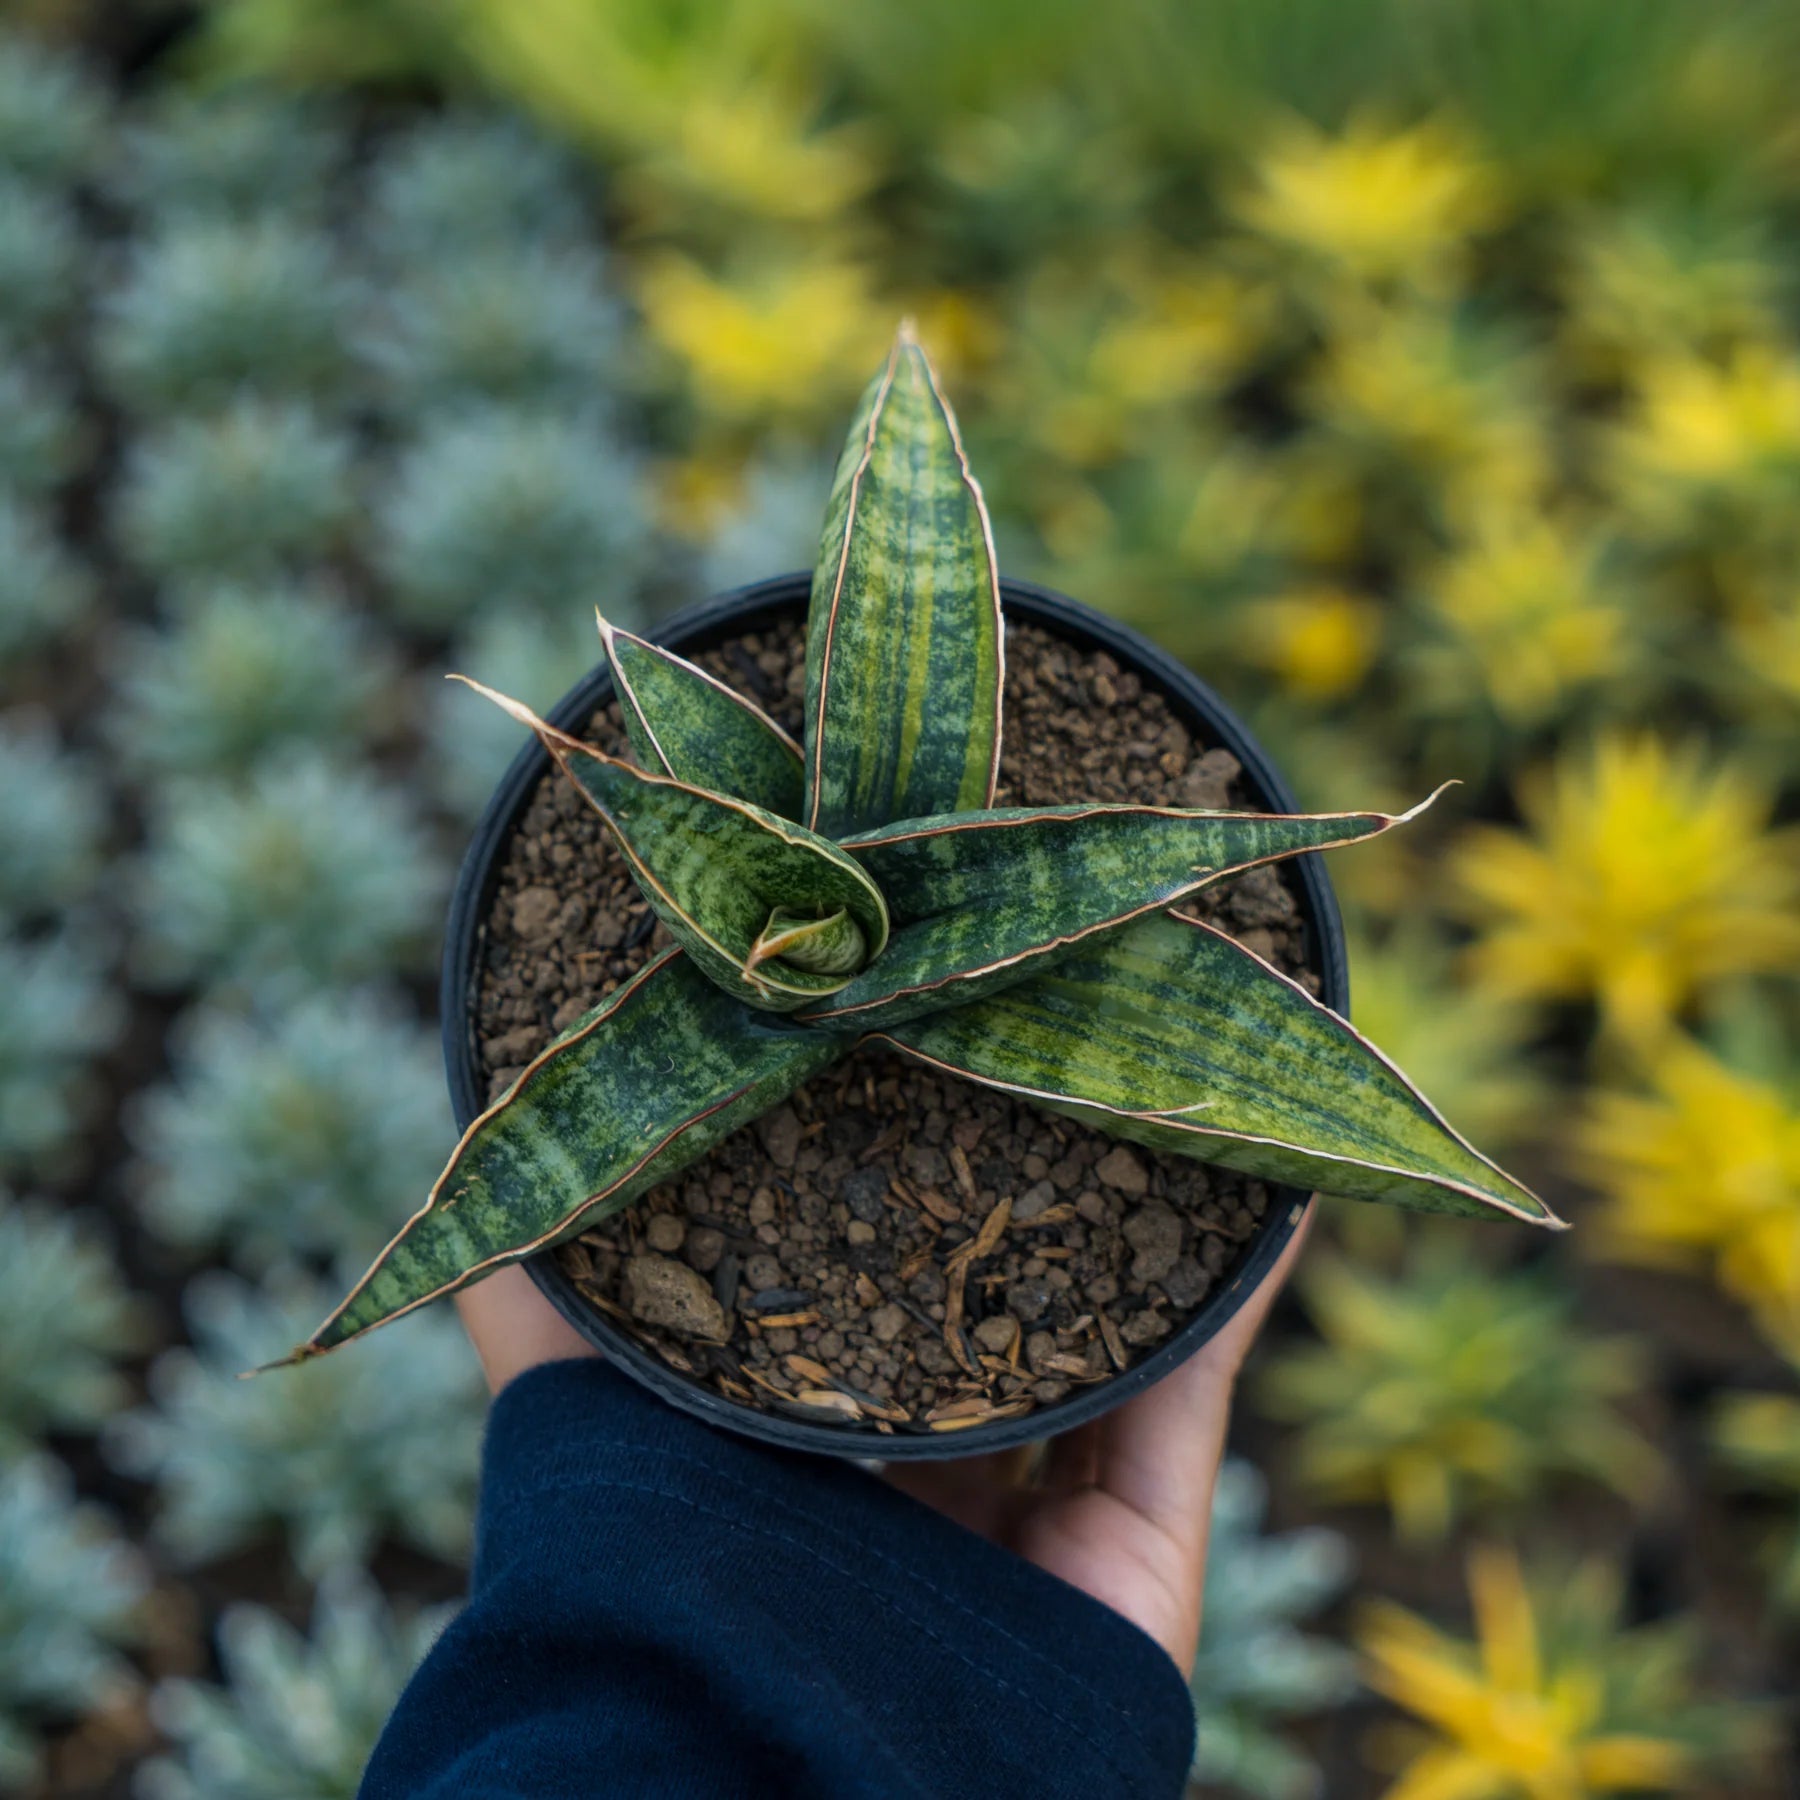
[1451,735,1800,1047]
[1713,1369,1800,1619]
[1573,1033,1800,1355]
[288,330,1556,1367]
[1260,1236,1658,1540]
[1360,1544,1770,1799]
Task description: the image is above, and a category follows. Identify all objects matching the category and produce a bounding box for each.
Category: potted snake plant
[283,326,1559,1456]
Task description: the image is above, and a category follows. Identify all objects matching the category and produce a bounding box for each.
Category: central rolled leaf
[456,678,889,1011]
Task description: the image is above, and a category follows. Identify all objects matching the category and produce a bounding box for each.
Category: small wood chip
[927,1394,993,1422]
[897,1246,933,1282]
[562,1242,594,1280]
[1036,1246,1075,1261]
[928,1398,1034,1432]
[948,1143,978,1201]
[915,1187,962,1224]
[716,1377,753,1402]
[792,1389,864,1418]
[753,1311,821,1330]
[1046,1352,1094,1378]
[784,1354,834,1385]
[860,1121,905,1163]
[968,1195,1012,1261]
[1099,1312,1128,1372]
[1021,1203,1077,1228]
[854,1273,882,1308]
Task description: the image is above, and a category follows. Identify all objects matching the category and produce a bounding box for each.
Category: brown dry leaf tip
[755,1310,822,1329]
[949,1144,978,1200]
[794,1389,864,1418]
[785,1354,834,1385]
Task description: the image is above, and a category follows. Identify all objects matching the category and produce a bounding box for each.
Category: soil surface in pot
[473,614,1321,1438]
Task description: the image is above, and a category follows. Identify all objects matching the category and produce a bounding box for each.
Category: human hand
[882,1201,1314,1675]
[456,1263,598,1395]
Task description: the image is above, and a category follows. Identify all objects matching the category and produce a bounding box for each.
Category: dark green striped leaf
[283,951,843,1359]
[597,611,805,820]
[801,794,1441,1030]
[457,678,888,1011]
[873,911,1560,1226]
[804,326,1003,840]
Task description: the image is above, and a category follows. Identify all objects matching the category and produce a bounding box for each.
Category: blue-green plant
[1189,1460,1355,1800]
[1259,1232,1662,1541]
[132,752,444,994]
[137,1566,452,1800]
[0,488,92,662]
[115,87,341,220]
[0,711,105,922]
[0,360,83,493]
[376,405,648,627]
[365,112,587,261]
[116,399,355,583]
[108,580,394,778]
[0,929,123,1178]
[130,989,449,1269]
[0,176,80,345]
[428,604,614,819]
[0,34,107,186]
[109,1271,482,1576]
[0,1455,146,1790]
[0,1192,149,1452]
[365,248,621,418]
[101,217,354,412]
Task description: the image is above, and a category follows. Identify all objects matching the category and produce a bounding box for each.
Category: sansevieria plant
[287,326,1559,1365]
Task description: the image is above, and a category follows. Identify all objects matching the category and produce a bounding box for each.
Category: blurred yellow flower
[1243,585,1382,701]
[636,254,888,421]
[1308,303,1551,524]
[1452,736,1800,1043]
[1233,115,1503,293]
[993,261,1272,468]
[1361,1546,1760,1799]
[1607,343,1800,540]
[621,87,880,227]
[1413,507,1629,728]
[1575,1036,1800,1354]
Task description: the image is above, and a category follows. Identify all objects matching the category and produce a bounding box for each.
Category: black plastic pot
[441,573,1349,1460]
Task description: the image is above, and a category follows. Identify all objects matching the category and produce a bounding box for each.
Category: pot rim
[440,573,1349,1460]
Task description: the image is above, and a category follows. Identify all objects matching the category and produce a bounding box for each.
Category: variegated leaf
[597,611,805,820]
[456,678,888,1011]
[804,326,1003,839]
[283,951,843,1358]
[800,794,1441,1030]
[874,911,1560,1225]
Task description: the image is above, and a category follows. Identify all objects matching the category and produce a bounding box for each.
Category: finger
[1088,1201,1316,1656]
[455,1263,598,1395]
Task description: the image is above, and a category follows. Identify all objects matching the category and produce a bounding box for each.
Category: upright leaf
[803,796,1441,1029]
[596,612,805,820]
[804,325,1003,839]
[456,678,888,1010]
[874,912,1560,1226]
[284,951,843,1358]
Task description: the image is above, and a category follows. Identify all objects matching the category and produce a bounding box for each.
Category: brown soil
[473,611,1319,1438]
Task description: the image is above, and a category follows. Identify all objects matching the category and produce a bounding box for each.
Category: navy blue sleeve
[360,1358,1196,1800]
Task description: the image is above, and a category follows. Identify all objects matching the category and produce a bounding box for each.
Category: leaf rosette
[290,325,1558,1365]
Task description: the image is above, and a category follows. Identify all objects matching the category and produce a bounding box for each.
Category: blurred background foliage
[2,0,1796,1793]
